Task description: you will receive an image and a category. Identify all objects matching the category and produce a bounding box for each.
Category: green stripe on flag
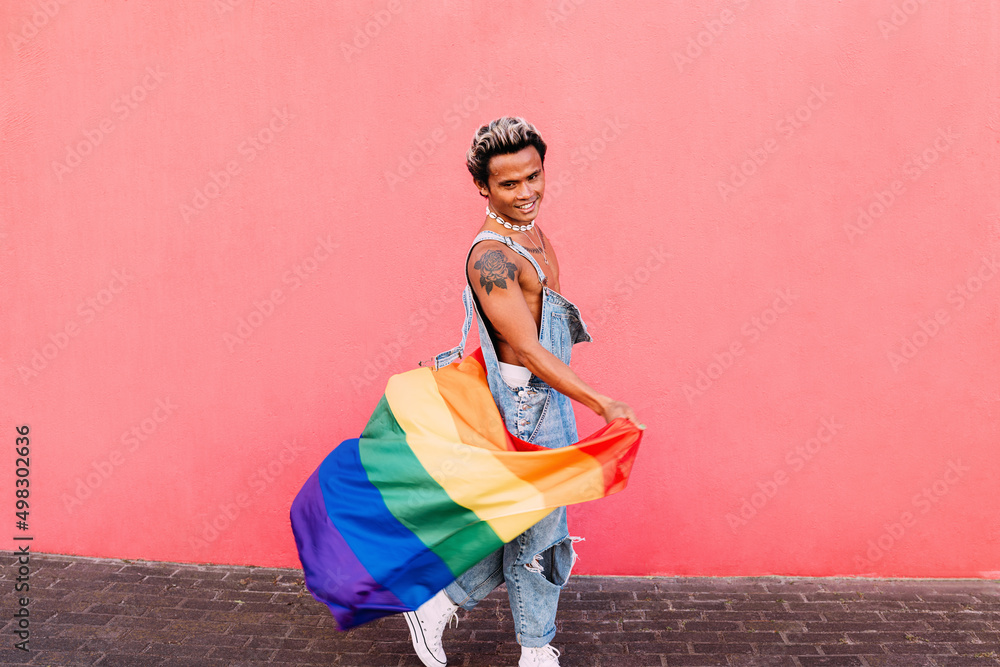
[359,395,505,577]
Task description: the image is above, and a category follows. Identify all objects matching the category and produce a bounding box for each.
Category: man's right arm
[468,244,640,426]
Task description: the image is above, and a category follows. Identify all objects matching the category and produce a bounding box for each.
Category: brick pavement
[2,551,999,666]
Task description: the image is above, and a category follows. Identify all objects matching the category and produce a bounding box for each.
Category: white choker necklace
[487,207,534,232]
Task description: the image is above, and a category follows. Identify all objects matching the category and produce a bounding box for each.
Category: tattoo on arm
[474,249,517,294]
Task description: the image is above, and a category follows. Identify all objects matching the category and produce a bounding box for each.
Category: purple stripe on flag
[290,467,407,629]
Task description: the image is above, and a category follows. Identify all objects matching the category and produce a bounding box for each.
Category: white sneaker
[519,644,561,667]
[403,589,459,667]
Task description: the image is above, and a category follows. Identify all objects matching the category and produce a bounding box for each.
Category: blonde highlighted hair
[466,116,547,189]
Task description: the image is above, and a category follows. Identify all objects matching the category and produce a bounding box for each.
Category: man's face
[478,146,545,225]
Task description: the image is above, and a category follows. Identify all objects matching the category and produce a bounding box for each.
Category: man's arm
[468,244,639,425]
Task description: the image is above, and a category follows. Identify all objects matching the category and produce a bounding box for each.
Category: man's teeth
[516,201,534,209]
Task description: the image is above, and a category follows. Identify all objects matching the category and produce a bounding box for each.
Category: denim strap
[420,285,476,370]
[469,230,547,285]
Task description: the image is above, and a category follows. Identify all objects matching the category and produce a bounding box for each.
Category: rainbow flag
[290,348,642,630]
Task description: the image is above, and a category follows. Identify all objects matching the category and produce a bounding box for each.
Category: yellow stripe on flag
[385,368,550,541]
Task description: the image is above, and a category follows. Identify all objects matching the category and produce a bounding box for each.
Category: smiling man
[403,117,641,667]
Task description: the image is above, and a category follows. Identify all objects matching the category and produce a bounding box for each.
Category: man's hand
[598,398,645,430]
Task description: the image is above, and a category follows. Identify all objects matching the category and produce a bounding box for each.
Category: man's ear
[475,180,490,198]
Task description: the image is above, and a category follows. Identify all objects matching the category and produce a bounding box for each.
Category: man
[405,117,641,667]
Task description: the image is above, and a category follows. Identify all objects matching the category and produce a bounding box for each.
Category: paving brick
[662,631,722,643]
[639,610,703,622]
[599,656,663,666]
[820,611,887,622]
[205,645,276,661]
[878,641,958,653]
[626,640,687,653]
[142,643,218,658]
[927,620,995,632]
[0,648,34,664]
[730,602,789,612]
[683,621,742,631]
[176,599,240,611]
[759,612,825,622]
[560,642,626,655]
[178,632,249,646]
[953,645,1000,656]
[934,658,1000,666]
[52,625,126,640]
[785,632,850,645]
[864,657,938,666]
[692,642,752,654]
[756,643,820,655]
[744,621,805,632]
[718,631,786,643]
[786,602,848,613]
[94,654,164,666]
[728,657,799,666]
[20,636,87,652]
[141,607,206,621]
[82,639,152,654]
[169,569,230,581]
[817,642,884,654]
[48,612,117,628]
[805,592,866,602]
[664,656,731,665]
[22,650,104,665]
[670,600,729,611]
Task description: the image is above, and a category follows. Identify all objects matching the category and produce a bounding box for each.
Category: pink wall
[2,1,998,578]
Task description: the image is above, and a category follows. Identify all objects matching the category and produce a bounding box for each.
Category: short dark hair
[466,116,547,189]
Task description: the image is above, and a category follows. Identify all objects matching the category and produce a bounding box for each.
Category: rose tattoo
[475,249,517,294]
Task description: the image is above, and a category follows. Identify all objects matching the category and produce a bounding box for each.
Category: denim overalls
[430,230,592,647]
